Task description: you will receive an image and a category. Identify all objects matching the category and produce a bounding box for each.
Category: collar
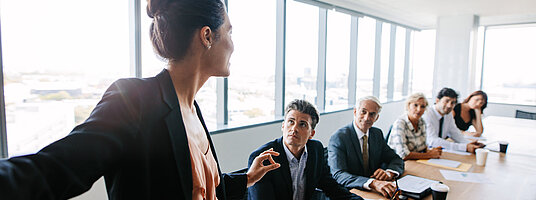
[282,140,308,161]
[402,114,416,131]
[430,105,443,119]
[353,121,369,139]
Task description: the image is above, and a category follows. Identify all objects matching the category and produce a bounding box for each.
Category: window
[141,0,167,78]
[227,0,276,126]
[325,10,351,111]
[1,0,130,156]
[356,17,376,99]
[393,26,406,100]
[482,24,536,105]
[379,23,391,102]
[285,1,318,107]
[410,29,436,97]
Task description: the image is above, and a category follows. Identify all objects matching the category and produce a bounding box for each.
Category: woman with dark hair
[0,0,280,199]
[452,90,488,137]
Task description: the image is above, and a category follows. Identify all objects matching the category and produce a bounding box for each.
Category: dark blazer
[248,137,362,200]
[0,69,246,200]
[328,123,404,189]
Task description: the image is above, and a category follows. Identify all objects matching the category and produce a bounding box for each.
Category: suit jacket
[248,137,362,200]
[328,123,404,189]
[0,69,246,200]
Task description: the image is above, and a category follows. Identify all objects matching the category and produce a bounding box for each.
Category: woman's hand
[427,147,442,158]
[246,148,280,187]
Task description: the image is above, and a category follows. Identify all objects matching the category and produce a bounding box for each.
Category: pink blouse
[187,133,220,200]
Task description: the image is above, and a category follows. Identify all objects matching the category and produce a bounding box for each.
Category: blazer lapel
[195,101,228,199]
[275,138,294,197]
[368,129,380,171]
[304,142,315,199]
[157,69,193,200]
[348,124,365,168]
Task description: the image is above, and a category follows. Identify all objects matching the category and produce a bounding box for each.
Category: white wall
[484,103,536,118]
[433,15,480,97]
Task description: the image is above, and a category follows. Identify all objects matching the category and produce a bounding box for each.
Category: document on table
[439,170,492,183]
[427,159,461,168]
[398,175,439,193]
[464,135,487,141]
[443,149,471,155]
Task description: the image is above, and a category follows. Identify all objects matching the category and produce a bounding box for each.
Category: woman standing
[388,93,442,160]
[452,91,488,137]
[0,0,280,199]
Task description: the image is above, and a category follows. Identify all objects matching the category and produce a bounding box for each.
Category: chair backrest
[385,125,393,143]
[515,110,536,120]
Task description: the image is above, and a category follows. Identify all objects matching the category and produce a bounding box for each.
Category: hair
[147,0,226,61]
[356,96,382,113]
[463,90,488,113]
[285,99,320,129]
[406,93,428,111]
[436,87,459,101]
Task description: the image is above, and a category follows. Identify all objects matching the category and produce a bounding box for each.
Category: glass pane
[1,0,130,156]
[482,25,536,105]
[410,30,435,98]
[393,26,406,100]
[141,0,167,78]
[379,23,391,102]
[140,0,217,130]
[285,1,318,108]
[227,0,276,126]
[325,10,351,111]
[356,17,376,99]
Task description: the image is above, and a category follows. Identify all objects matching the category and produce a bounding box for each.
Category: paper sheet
[439,170,492,183]
[398,175,439,193]
[427,159,461,168]
[443,149,472,155]
[464,135,487,141]
[416,159,472,172]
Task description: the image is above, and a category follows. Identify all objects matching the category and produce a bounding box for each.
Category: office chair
[385,125,393,143]
[515,110,536,120]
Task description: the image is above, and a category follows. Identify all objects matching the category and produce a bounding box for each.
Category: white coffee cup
[475,148,489,166]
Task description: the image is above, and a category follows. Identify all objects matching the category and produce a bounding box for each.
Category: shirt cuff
[363,178,374,190]
[386,169,400,178]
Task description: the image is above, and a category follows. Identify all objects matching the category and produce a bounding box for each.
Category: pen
[429,146,444,150]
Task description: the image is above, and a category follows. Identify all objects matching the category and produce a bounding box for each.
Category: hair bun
[147,0,171,18]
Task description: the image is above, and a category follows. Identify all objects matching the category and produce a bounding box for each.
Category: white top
[422,105,469,152]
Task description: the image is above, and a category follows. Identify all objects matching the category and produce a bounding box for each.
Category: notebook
[398,175,440,199]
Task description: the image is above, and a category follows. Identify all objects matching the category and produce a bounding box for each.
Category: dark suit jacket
[0,69,246,200]
[248,137,362,200]
[328,123,404,189]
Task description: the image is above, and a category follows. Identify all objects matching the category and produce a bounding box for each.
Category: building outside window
[325,10,351,111]
[1,0,130,156]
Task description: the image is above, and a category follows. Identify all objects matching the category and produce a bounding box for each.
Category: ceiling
[320,0,536,29]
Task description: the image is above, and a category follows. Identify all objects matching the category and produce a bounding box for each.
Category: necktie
[438,117,444,138]
[362,135,369,175]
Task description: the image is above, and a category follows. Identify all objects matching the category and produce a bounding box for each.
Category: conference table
[350,116,536,200]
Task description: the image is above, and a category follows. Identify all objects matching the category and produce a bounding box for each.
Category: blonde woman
[388,93,442,160]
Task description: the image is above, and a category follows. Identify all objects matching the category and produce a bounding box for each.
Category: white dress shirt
[282,141,307,200]
[422,105,470,152]
[353,122,399,190]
